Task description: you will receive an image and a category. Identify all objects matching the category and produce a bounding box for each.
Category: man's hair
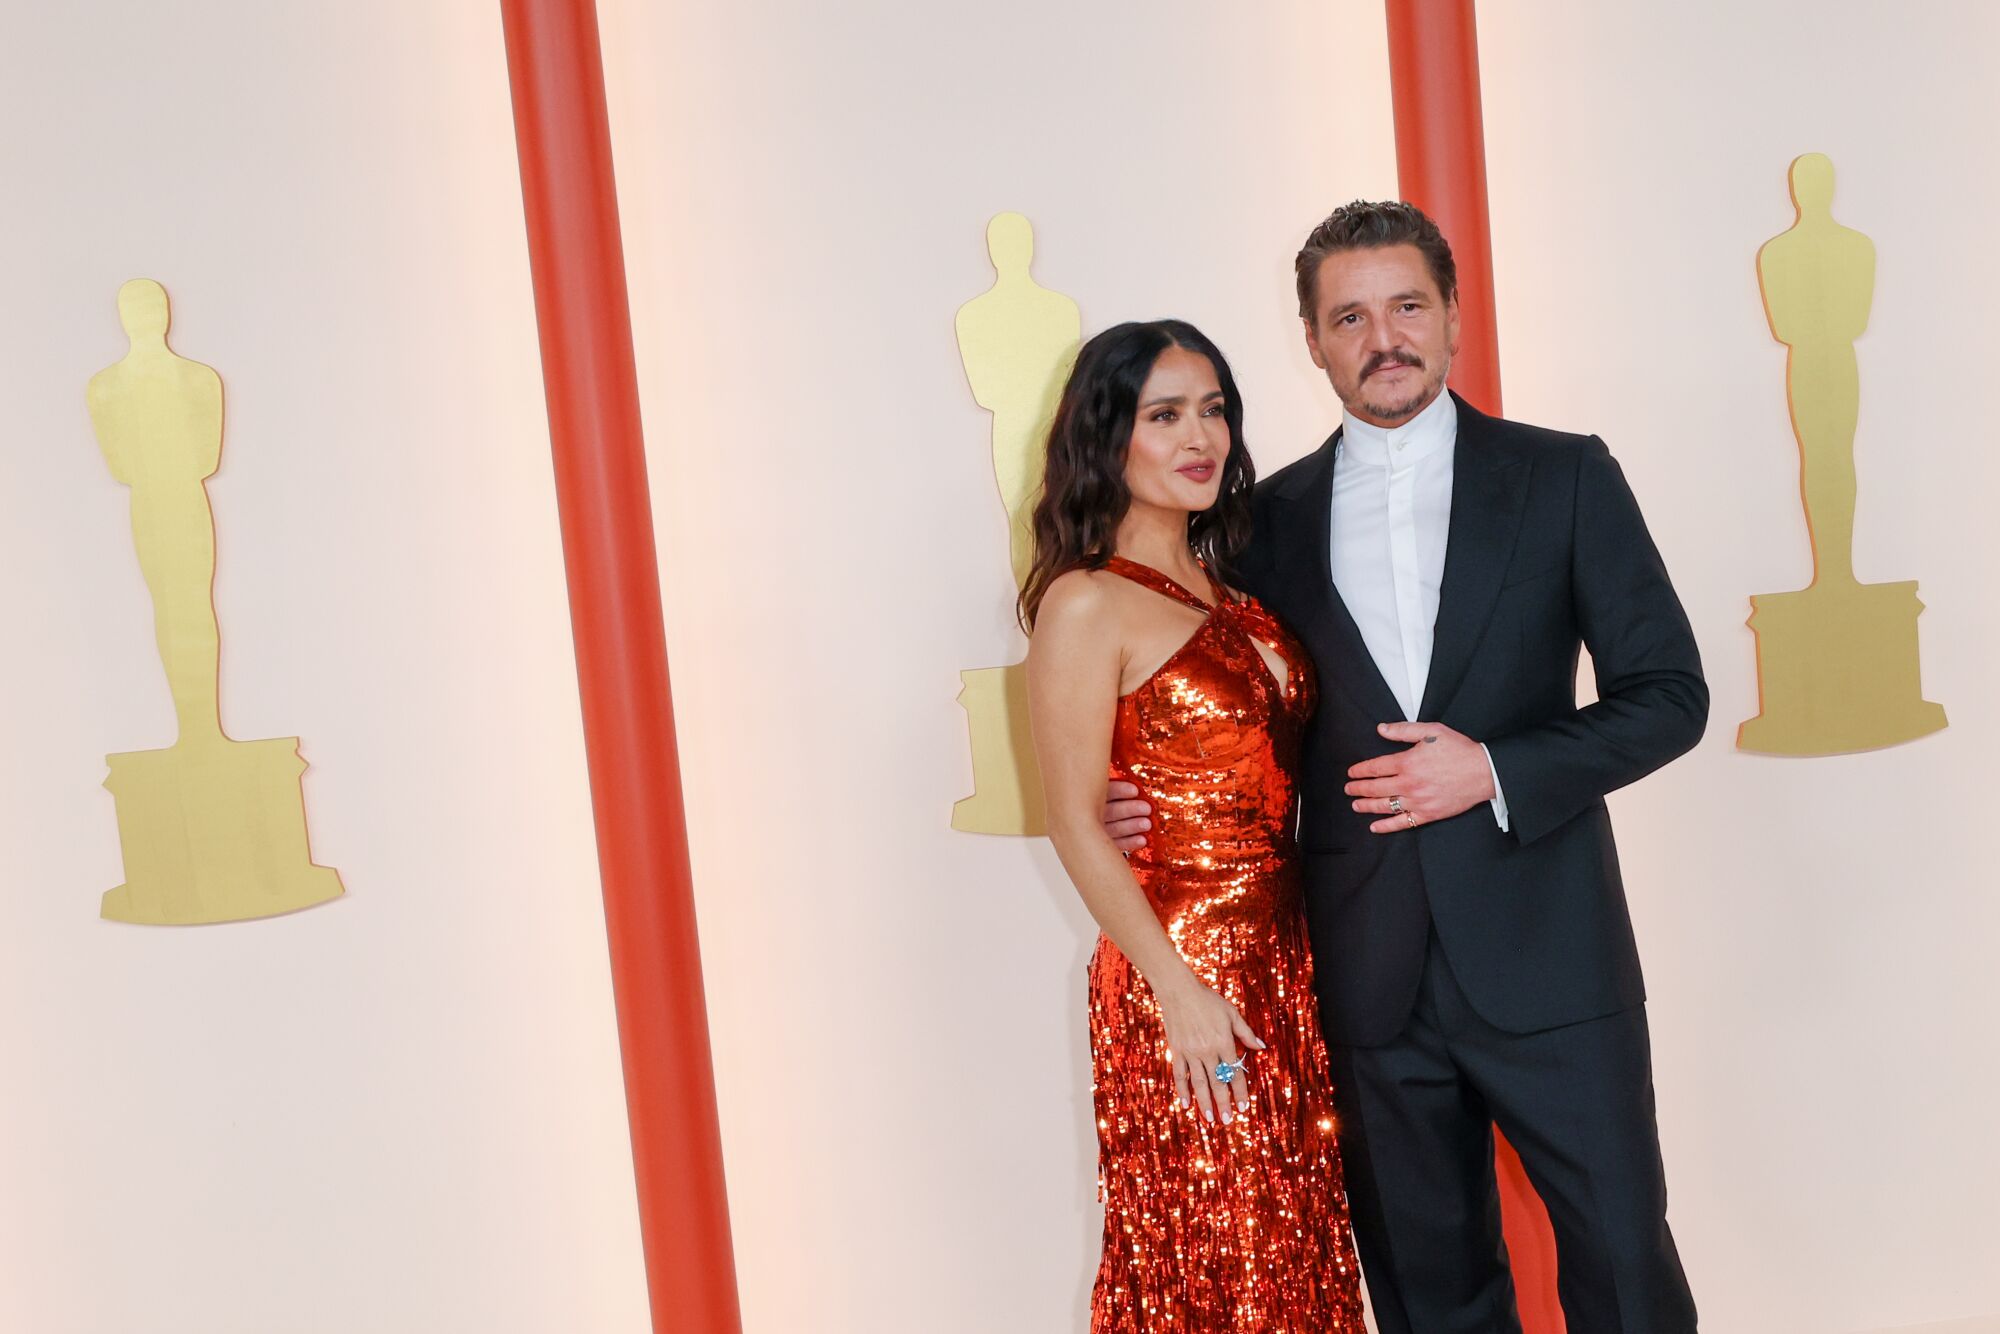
[1294,200,1457,320]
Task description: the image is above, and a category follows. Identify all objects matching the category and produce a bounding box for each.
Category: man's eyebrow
[1326,291,1430,317]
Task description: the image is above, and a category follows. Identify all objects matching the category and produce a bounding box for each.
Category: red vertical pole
[498,4,743,1331]
[1385,0,1503,416]
[1384,3,1566,1331]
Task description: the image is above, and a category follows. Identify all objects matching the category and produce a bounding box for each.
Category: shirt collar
[1337,388,1457,468]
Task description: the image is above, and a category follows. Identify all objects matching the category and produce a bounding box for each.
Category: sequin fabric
[1088,556,1364,1332]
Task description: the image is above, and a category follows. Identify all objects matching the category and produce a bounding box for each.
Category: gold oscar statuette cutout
[951,213,1081,836]
[90,279,343,923]
[1738,155,1947,756]
[1738,155,1948,754]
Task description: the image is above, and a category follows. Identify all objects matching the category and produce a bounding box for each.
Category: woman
[1023,320,1365,1330]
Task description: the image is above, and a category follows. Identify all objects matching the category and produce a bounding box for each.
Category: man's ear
[1303,318,1327,371]
[1446,295,1461,358]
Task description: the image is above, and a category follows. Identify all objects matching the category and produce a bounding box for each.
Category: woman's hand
[1154,974,1266,1124]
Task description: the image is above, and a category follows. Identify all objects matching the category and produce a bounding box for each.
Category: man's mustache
[1362,350,1423,378]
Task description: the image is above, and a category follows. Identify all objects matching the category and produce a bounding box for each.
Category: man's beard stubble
[1344,348,1450,424]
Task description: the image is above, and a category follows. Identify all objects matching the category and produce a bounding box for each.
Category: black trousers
[1327,931,1697,1334]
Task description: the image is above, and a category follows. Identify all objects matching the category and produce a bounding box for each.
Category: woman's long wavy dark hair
[1018,319,1255,630]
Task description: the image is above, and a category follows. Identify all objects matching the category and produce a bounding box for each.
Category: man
[1104,201,1705,1332]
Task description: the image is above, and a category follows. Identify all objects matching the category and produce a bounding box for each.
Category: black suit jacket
[1234,394,1707,1046]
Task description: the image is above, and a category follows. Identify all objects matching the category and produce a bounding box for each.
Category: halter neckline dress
[1086,555,1365,1331]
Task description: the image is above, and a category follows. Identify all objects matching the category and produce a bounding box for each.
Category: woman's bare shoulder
[1032,568,1131,642]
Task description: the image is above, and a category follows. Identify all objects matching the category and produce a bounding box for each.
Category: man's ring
[1213,1056,1248,1084]
[1389,796,1405,815]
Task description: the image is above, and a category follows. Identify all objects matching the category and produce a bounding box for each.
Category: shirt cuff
[1482,743,1510,833]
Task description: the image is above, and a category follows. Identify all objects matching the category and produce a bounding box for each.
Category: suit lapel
[1271,429,1408,723]
[1417,395,1532,721]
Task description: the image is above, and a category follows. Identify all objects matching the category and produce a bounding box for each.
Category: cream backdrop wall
[0,3,647,1331]
[4,1,1997,1333]
[597,0,1400,1329]
[1477,4,2000,1332]
[603,0,2000,1331]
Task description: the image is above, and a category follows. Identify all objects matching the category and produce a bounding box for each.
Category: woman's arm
[1027,572,1263,1123]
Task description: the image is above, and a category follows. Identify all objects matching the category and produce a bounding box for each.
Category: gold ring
[1403,811,1417,829]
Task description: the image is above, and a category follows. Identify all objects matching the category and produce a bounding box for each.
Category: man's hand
[1345,722,1496,834]
[1103,779,1152,852]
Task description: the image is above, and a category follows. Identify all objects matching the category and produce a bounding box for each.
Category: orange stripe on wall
[1385,0,1505,416]
[498,3,743,1330]
[1383,1,1566,1330]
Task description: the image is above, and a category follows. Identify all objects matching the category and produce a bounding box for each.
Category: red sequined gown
[1088,556,1364,1332]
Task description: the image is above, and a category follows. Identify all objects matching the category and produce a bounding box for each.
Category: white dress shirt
[1329,390,1511,831]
